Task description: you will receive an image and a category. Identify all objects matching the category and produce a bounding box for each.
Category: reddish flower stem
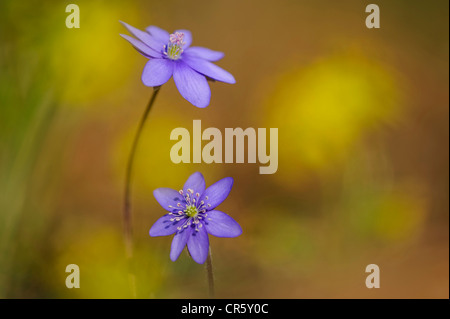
[205,247,215,298]
[123,86,161,298]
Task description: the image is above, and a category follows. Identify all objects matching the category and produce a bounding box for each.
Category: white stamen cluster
[167,188,210,232]
[163,32,185,60]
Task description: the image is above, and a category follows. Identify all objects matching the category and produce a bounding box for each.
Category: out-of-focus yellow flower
[48,1,141,105]
[265,52,401,186]
[345,185,427,242]
[372,189,427,242]
[52,227,166,298]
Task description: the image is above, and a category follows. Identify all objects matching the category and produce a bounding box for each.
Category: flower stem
[205,247,215,298]
[123,86,161,298]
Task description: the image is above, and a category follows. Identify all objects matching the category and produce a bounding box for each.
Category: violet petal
[142,59,174,87]
[153,188,185,212]
[184,46,225,62]
[146,25,170,44]
[182,56,235,84]
[204,210,242,238]
[183,172,206,197]
[200,177,233,210]
[120,21,164,53]
[187,226,209,264]
[173,61,211,108]
[170,226,192,261]
[149,215,186,237]
[120,34,162,58]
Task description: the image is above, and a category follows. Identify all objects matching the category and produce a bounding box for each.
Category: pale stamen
[164,32,185,60]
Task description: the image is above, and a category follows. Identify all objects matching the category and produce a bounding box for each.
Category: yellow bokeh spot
[49,1,142,105]
[372,191,426,242]
[265,52,401,185]
[52,227,166,298]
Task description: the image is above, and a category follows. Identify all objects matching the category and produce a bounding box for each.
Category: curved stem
[205,247,215,298]
[123,86,160,297]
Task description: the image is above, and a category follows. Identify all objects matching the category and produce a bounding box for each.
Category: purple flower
[149,172,242,264]
[120,22,235,108]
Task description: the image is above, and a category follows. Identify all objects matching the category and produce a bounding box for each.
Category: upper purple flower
[149,172,242,264]
[120,22,236,108]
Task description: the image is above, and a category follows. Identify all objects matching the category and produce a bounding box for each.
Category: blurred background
[0,0,448,298]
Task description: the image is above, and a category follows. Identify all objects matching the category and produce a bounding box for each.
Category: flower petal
[187,226,209,264]
[175,29,192,48]
[183,172,206,197]
[204,210,242,238]
[184,46,225,62]
[149,215,186,237]
[120,21,164,53]
[146,25,170,44]
[153,188,185,212]
[182,56,235,84]
[142,59,174,87]
[173,61,211,108]
[120,34,162,58]
[200,177,233,210]
[170,226,193,261]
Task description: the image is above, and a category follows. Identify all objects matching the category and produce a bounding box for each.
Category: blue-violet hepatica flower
[120,22,235,108]
[150,172,242,264]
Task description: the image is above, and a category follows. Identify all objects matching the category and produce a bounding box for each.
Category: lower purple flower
[149,172,242,264]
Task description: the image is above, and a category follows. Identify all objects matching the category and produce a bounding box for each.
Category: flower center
[163,32,185,60]
[184,205,198,218]
[167,189,212,232]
